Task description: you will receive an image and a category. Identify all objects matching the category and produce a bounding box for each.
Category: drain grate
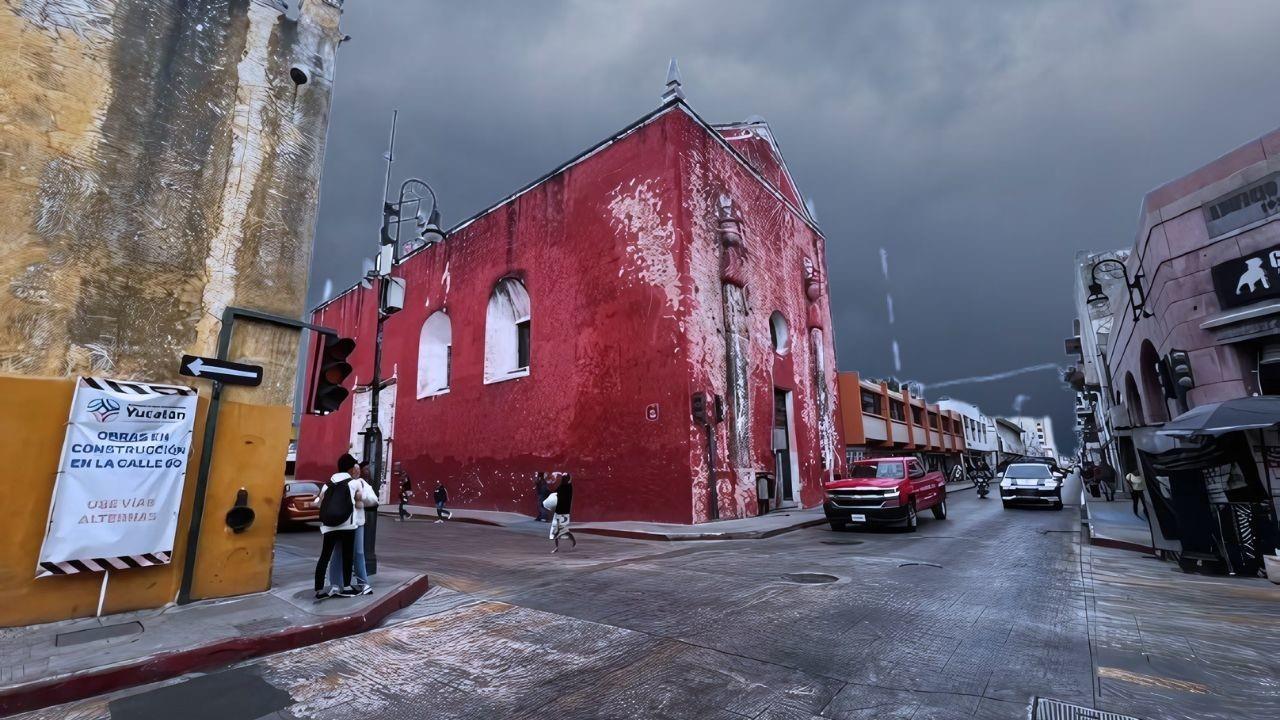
[820,539,863,546]
[897,562,943,569]
[780,573,838,584]
[1033,697,1142,720]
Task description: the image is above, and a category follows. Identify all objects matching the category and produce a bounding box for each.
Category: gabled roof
[315,98,823,313]
[713,118,813,223]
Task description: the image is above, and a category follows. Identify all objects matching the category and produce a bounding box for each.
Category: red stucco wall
[297,104,842,524]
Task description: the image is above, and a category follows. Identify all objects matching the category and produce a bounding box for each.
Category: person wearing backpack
[327,457,378,595]
[313,454,366,599]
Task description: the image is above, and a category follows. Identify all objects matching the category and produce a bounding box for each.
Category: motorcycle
[975,477,990,499]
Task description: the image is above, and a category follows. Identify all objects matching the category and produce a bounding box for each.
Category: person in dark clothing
[549,472,576,553]
[1095,462,1117,502]
[396,463,414,521]
[535,472,550,522]
[433,481,451,523]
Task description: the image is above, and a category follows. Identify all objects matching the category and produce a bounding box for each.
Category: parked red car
[279,480,322,528]
[823,457,948,532]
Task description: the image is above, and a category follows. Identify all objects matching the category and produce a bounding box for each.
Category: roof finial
[661,57,684,104]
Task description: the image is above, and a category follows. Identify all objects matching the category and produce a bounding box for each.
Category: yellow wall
[0,374,290,627]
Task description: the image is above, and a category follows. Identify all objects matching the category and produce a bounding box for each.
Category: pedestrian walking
[433,480,452,523]
[327,456,378,595]
[396,463,414,521]
[549,472,576,553]
[314,454,364,599]
[1095,462,1117,502]
[1126,471,1147,518]
[535,471,550,522]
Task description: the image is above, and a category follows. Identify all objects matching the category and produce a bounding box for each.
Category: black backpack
[319,478,353,526]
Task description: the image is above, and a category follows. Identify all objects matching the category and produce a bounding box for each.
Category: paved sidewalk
[1083,494,1153,552]
[1081,541,1280,719]
[394,504,826,540]
[0,552,428,717]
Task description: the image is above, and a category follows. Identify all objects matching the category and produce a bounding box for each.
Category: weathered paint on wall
[0,374,289,627]
[0,0,342,404]
[296,103,843,524]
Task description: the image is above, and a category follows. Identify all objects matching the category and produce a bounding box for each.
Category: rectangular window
[889,400,906,422]
[516,319,531,369]
[445,344,452,388]
[911,406,923,425]
[861,391,883,416]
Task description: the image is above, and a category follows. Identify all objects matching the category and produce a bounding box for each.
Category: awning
[1157,396,1280,438]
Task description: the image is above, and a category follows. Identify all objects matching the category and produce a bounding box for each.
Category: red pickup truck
[823,457,948,532]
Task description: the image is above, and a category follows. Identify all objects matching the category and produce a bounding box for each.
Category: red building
[297,87,843,524]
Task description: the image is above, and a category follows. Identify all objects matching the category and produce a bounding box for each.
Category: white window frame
[484,278,532,384]
[417,310,452,398]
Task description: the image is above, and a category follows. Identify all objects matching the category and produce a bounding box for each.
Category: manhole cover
[821,540,863,546]
[1033,697,1141,720]
[897,562,943,569]
[780,573,838,584]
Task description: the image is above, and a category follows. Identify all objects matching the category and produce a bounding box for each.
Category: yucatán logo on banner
[1211,244,1280,310]
[36,377,198,577]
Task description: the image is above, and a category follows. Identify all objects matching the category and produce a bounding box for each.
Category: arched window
[769,311,789,354]
[484,277,531,383]
[417,310,452,398]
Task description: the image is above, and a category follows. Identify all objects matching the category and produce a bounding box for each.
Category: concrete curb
[0,574,430,718]
[574,517,826,542]
[1084,525,1154,554]
[945,482,976,495]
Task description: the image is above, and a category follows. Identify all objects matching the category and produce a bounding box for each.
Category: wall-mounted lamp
[1086,258,1153,323]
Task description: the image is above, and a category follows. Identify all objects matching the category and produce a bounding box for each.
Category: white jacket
[318,472,378,533]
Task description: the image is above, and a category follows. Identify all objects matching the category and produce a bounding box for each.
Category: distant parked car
[823,457,948,532]
[279,480,322,528]
[999,463,1064,510]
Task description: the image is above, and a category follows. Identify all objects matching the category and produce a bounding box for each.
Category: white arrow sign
[179,355,263,386]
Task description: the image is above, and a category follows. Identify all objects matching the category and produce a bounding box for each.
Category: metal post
[178,307,338,604]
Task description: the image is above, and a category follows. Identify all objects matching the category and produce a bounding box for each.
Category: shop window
[484,277,531,383]
[416,310,451,398]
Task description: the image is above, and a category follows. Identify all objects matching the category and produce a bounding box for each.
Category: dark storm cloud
[310,0,1280,452]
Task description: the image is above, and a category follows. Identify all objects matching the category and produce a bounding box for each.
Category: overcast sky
[309,0,1280,453]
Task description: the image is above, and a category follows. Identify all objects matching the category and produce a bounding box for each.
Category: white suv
[999,463,1063,510]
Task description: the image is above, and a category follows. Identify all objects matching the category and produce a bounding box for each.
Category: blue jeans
[328,524,368,588]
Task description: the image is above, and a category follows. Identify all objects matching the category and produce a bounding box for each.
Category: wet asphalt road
[21,478,1279,719]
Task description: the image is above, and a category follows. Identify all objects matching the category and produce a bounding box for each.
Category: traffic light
[311,335,355,414]
[1168,349,1195,392]
[691,392,709,426]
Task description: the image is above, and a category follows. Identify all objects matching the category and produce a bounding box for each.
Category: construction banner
[36,378,198,577]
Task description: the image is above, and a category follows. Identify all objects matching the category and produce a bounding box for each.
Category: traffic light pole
[178,307,339,605]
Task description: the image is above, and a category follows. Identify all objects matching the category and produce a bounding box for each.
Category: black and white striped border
[82,377,197,396]
[37,551,173,577]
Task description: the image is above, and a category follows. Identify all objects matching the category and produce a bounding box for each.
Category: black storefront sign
[1211,243,1280,309]
[1203,172,1280,239]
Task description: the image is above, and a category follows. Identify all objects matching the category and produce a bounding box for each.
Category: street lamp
[1086,258,1153,323]
[361,112,447,572]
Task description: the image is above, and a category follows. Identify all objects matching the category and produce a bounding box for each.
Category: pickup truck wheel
[828,520,845,532]
[931,497,947,520]
[904,501,918,532]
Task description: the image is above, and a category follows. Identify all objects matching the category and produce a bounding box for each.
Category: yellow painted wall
[0,374,289,627]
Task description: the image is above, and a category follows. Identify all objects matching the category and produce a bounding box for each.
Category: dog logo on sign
[1237,257,1270,295]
